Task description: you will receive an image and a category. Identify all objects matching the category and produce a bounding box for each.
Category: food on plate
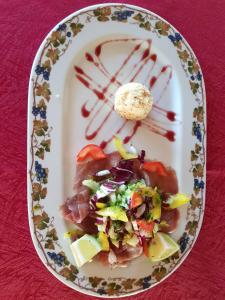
[114,82,153,120]
[70,234,102,268]
[148,232,179,262]
[61,137,190,268]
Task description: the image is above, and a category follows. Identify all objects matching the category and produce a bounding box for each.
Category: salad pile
[65,137,190,268]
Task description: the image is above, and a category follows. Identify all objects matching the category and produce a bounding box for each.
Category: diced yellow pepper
[63,229,83,239]
[126,234,139,247]
[159,220,169,229]
[96,206,128,222]
[168,193,190,209]
[98,231,109,251]
[138,186,157,197]
[96,202,107,209]
[113,136,137,159]
[143,189,161,220]
[150,192,161,220]
[151,206,161,220]
[111,238,119,248]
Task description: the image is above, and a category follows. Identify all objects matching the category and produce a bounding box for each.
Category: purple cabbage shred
[138,150,146,163]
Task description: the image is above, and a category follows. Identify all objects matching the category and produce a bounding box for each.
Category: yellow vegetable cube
[98,231,109,251]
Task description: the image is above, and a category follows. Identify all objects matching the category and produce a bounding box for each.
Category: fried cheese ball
[114,82,153,120]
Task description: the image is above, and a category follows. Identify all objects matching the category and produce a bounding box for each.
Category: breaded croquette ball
[114,82,153,120]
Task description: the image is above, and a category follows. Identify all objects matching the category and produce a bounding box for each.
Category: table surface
[1,0,225,299]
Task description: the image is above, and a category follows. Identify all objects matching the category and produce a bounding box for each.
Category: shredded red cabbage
[102,181,117,191]
[144,197,153,209]
[140,236,150,246]
[90,201,96,210]
[105,218,110,234]
[107,179,126,185]
[135,203,146,218]
[138,150,146,163]
[139,235,144,246]
[162,202,170,208]
[95,216,104,224]
[110,166,134,183]
[91,195,98,203]
[90,195,97,210]
[126,209,132,218]
[92,173,111,182]
[118,159,134,171]
[129,207,138,217]
[142,199,153,219]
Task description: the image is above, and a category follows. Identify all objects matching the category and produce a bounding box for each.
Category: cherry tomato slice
[76,144,106,162]
[137,220,155,232]
[131,192,143,208]
[143,161,167,176]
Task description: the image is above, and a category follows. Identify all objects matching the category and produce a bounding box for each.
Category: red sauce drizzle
[153,105,176,122]
[167,111,176,121]
[100,141,107,149]
[86,130,98,140]
[76,75,89,88]
[85,53,94,62]
[150,76,157,88]
[142,49,150,60]
[165,130,175,142]
[74,66,84,74]
[123,121,141,144]
[150,54,157,62]
[81,103,90,118]
[161,66,168,73]
[93,89,104,100]
[95,45,101,57]
[74,38,176,146]
[134,43,141,51]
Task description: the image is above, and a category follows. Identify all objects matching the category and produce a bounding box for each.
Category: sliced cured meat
[116,158,145,183]
[95,251,109,265]
[60,186,90,223]
[62,152,121,228]
[112,244,143,264]
[130,158,142,181]
[61,147,181,268]
[74,151,121,190]
[160,208,179,233]
[96,244,143,267]
[77,215,98,234]
[120,158,151,185]
[144,167,178,194]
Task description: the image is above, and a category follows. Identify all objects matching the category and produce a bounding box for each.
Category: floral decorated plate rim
[27,3,206,298]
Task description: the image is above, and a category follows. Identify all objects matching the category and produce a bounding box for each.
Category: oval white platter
[27,3,206,297]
